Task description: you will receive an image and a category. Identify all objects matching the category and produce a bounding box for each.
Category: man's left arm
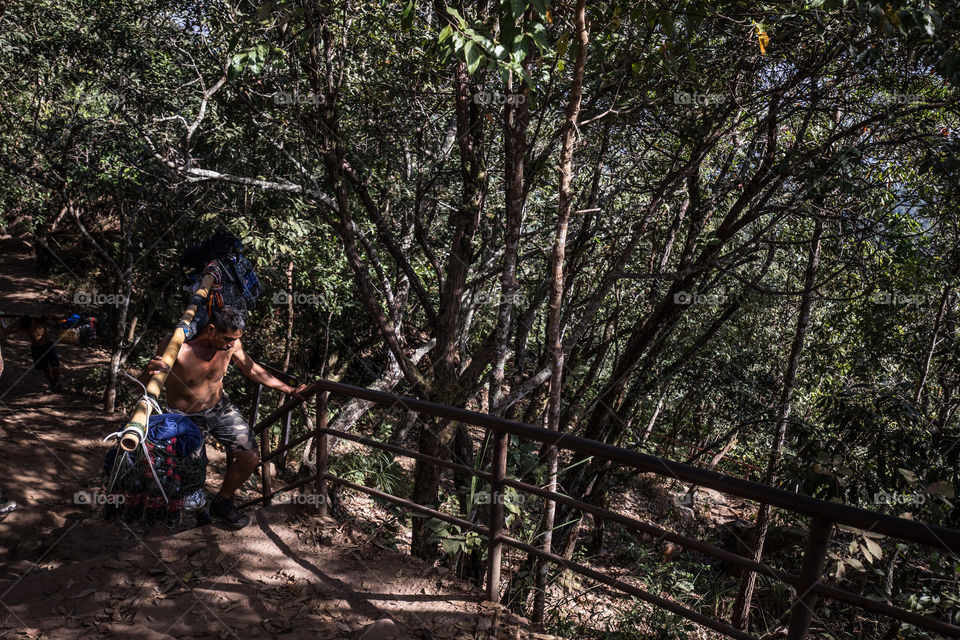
[231,341,308,399]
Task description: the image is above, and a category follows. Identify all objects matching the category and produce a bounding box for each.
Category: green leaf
[464,40,482,74]
[400,0,416,30]
[228,52,248,80]
[438,24,452,43]
[528,21,549,50]
[510,0,527,21]
[440,537,463,554]
[659,10,676,38]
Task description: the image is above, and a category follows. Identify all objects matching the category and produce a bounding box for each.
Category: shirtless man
[142,306,306,528]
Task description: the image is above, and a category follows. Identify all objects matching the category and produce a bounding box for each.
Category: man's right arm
[139,332,174,386]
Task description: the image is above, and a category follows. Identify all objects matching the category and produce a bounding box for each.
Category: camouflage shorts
[167,392,257,454]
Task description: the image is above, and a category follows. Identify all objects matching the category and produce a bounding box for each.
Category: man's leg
[34,343,61,391]
[206,394,259,528]
[217,448,260,499]
[47,346,62,390]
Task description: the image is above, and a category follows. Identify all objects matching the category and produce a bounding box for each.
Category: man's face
[208,328,243,351]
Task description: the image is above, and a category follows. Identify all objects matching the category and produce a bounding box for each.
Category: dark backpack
[213,252,262,315]
[179,229,262,337]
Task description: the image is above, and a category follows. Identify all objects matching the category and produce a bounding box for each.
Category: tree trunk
[103,213,134,413]
[488,50,531,414]
[533,0,588,623]
[732,218,823,629]
[639,395,665,448]
[281,259,294,374]
[914,284,950,406]
[411,51,487,558]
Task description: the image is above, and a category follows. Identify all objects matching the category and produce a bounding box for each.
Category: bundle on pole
[117,272,216,452]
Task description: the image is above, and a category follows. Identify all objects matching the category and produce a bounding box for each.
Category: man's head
[202,306,245,350]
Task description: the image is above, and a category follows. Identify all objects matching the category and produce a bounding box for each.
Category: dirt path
[2,504,548,640]
[0,234,555,640]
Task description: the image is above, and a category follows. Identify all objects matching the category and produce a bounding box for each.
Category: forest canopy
[1,0,958,637]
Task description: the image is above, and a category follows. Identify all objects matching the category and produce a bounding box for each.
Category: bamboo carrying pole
[118,273,216,451]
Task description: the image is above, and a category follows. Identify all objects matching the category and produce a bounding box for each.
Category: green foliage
[422,518,484,556]
[3,0,960,636]
[332,449,408,495]
[436,0,553,85]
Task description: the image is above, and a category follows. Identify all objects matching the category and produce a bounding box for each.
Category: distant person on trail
[141,306,307,529]
[0,486,16,515]
[0,315,63,392]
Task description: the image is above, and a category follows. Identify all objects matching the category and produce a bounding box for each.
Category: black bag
[179,229,261,338]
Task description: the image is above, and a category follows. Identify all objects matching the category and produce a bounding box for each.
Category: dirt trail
[0,234,554,640]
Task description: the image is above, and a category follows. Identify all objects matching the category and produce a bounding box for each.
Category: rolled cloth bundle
[118,271,216,452]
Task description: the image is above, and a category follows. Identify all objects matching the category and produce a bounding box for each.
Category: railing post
[256,384,273,507]
[249,382,263,427]
[486,429,509,603]
[787,516,834,640]
[279,409,292,473]
[316,391,330,519]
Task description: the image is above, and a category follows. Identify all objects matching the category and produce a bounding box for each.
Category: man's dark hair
[209,306,245,333]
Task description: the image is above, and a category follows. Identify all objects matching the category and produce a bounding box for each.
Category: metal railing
[239,378,960,640]
[643,431,763,480]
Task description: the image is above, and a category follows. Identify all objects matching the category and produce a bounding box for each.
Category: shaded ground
[1,505,547,639]
[0,234,556,640]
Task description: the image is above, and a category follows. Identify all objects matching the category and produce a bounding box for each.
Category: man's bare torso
[164,338,240,413]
